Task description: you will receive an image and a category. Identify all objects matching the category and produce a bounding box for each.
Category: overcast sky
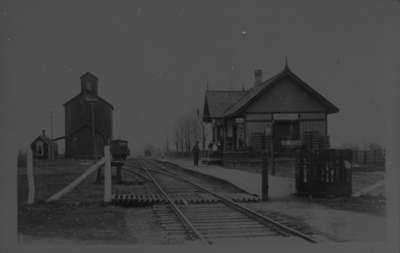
[1,0,400,154]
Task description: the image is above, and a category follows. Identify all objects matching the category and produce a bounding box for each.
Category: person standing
[192,141,200,167]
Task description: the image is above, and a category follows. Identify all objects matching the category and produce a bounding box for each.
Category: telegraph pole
[50,111,54,160]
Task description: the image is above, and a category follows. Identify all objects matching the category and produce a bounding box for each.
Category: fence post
[27,149,35,204]
[261,152,269,201]
[104,145,112,203]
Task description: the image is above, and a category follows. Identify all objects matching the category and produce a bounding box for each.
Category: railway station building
[63,72,114,159]
[202,63,339,155]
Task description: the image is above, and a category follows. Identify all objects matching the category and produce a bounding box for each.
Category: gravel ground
[123,207,167,244]
[243,201,386,242]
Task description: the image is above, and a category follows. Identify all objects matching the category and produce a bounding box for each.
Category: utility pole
[50,111,54,160]
[229,65,234,90]
[166,135,170,154]
[27,148,35,204]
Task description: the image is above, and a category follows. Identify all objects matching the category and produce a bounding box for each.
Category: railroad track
[127,158,318,244]
[114,159,259,206]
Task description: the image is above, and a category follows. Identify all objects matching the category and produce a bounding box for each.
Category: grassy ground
[18,160,135,243]
[18,203,132,243]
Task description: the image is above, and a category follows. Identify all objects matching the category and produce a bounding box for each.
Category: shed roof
[223,65,339,117]
[80,72,98,81]
[203,90,246,120]
[31,135,56,147]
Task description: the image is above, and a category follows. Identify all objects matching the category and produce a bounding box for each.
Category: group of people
[191,140,222,167]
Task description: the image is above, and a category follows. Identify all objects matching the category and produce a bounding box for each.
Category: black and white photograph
[0,0,399,252]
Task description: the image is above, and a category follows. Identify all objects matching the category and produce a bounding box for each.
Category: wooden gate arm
[47,158,105,202]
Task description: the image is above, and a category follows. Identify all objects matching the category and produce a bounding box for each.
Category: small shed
[30,130,58,160]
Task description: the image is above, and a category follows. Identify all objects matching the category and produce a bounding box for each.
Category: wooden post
[95,165,102,184]
[261,152,269,201]
[104,145,112,203]
[116,163,122,184]
[27,149,35,204]
[270,137,275,176]
[269,120,276,176]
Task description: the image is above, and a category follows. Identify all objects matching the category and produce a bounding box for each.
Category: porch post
[261,152,269,201]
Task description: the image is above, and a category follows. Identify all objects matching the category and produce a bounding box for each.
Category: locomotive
[111,139,130,160]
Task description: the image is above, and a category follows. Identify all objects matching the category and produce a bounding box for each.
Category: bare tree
[173,111,202,154]
[363,142,384,151]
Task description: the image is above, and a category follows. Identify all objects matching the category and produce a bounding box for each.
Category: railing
[351,149,385,167]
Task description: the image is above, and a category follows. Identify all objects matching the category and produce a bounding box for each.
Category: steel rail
[138,160,211,245]
[145,159,318,244]
[122,166,152,181]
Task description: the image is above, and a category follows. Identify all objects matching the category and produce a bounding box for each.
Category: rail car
[111,139,130,160]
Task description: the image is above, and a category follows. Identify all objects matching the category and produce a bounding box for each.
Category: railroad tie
[139,194,145,205]
[122,194,128,206]
[141,194,147,206]
[194,195,202,204]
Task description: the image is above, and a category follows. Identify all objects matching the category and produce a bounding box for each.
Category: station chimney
[254,69,263,86]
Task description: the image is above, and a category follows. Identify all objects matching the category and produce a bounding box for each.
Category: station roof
[31,135,57,147]
[223,65,339,117]
[203,90,246,120]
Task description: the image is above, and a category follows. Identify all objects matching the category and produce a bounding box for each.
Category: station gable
[245,76,327,113]
[223,66,339,117]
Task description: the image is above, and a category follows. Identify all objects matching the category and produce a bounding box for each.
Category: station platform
[161,158,296,200]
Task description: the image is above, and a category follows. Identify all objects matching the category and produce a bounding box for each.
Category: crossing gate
[295,149,352,198]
